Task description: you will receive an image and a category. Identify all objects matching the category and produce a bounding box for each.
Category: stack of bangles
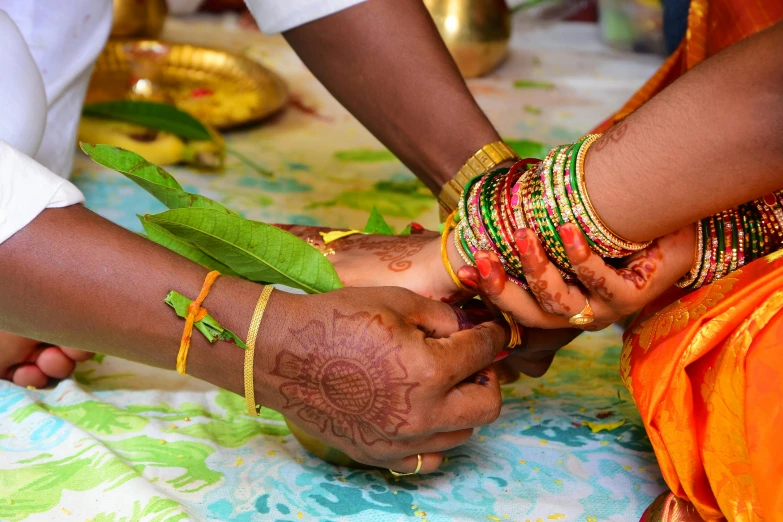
[447,133,783,293]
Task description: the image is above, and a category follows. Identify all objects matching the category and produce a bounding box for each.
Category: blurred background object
[112,0,168,38]
[597,0,665,54]
[423,0,512,78]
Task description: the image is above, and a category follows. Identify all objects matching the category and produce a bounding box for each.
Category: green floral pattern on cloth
[0,16,667,521]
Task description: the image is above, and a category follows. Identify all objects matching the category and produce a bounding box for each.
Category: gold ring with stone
[568,298,595,326]
[390,453,423,476]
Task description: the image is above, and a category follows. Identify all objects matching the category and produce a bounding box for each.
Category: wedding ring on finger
[389,453,423,477]
[568,298,595,326]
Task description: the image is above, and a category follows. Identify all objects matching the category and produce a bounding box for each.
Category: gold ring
[568,298,595,326]
[389,453,423,476]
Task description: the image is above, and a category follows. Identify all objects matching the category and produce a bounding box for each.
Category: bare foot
[0,330,93,388]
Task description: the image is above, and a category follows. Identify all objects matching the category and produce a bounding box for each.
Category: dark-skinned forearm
[0,205,286,396]
[283,0,501,194]
[586,21,783,242]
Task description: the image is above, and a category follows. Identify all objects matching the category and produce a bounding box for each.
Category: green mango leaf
[147,209,343,294]
[504,138,551,160]
[165,291,247,348]
[363,206,395,235]
[82,100,212,141]
[139,216,240,277]
[81,144,232,214]
[399,224,412,235]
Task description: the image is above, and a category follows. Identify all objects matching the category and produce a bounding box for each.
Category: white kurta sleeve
[244,0,368,34]
[0,139,85,244]
[0,10,84,245]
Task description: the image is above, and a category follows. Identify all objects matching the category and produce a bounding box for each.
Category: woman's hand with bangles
[457,223,697,331]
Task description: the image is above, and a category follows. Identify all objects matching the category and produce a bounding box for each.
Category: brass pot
[424,0,511,78]
[111,0,168,38]
[284,418,372,469]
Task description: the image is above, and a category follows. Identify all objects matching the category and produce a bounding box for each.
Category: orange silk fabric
[624,252,783,521]
[604,3,783,520]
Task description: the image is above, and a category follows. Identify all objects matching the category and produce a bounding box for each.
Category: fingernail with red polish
[476,258,491,278]
[515,232,529,255]
[459,275,478,290]
[559,225,575,246]
[493,349,510,362]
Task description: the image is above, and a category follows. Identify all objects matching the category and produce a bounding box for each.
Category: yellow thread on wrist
[441,212,469,292]
[176,271,221,375]
[244,285,274,416]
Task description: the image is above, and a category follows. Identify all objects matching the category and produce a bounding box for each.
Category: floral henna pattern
[336,235,430,272]
[577,266,614,302]
[614,241,662,290]
[594,122,629,152]
[270,310,419,446]
[528,280,572,316]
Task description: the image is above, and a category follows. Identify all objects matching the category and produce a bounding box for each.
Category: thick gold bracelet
[439,141,519,214]
[244,285,274,416]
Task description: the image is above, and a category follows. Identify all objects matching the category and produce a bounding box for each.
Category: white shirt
[0,0,364,245]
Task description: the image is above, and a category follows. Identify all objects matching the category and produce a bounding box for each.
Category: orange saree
[594,1,783,521]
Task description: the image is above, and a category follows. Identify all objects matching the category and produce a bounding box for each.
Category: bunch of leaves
[81,143,342,294]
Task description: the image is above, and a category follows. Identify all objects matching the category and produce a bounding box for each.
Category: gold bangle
[244,285,274,416]
[676,221,704,288]
[441,212,469,292]
[439,141,519,214]
[575,134,652,253]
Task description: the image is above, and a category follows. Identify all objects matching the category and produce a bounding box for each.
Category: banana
[78,117,224,169]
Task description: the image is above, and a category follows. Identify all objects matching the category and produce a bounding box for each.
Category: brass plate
[87,40,289,129]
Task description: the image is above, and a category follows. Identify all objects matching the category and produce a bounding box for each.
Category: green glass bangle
[479,172,508,258]
[531,180,571,272]
[564,139,600,251]
[715,213,726,277]
[545,145,567,226]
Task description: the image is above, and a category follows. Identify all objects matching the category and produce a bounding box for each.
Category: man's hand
[254,287,508,474]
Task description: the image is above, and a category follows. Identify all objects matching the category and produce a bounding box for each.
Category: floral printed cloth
[0,14,667,522]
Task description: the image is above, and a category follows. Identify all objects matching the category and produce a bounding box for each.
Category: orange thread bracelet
[176,270,221,375]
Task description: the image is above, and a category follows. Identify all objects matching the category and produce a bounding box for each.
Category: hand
[254,286,508,474]
[457,223,696,330]
[275,225,468,303]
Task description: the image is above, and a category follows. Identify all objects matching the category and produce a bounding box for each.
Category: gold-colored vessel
[86,41,289,129]
[111,0,168,38]
[424,0,511,78]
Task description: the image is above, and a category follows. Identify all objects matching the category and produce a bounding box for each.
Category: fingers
[437,366,503,430]
[459,257,571,329]
[384,452,443,476]
[515,228,590,319]
[11,364,48,388]
[60,347,95,362]
[560,223,692,318]
[398,290,475,338]
[36,346,76,379]
[430,319,509,386]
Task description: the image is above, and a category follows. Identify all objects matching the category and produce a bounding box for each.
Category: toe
[11,364,48,388]
[36,347,76,379]
[60,347,94,362]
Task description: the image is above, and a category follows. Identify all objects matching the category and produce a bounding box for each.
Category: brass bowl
[285,418,372,469]
[424,0,511,78]
[86,40,289,129]
[112,0,168,38]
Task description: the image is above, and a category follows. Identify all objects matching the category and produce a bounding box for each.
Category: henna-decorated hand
[275,225,469,303]
[457,223,696,330]
[254,287,508,474]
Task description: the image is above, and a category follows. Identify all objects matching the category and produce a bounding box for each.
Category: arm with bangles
[0,205,511,474]
[286,20,783,373]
